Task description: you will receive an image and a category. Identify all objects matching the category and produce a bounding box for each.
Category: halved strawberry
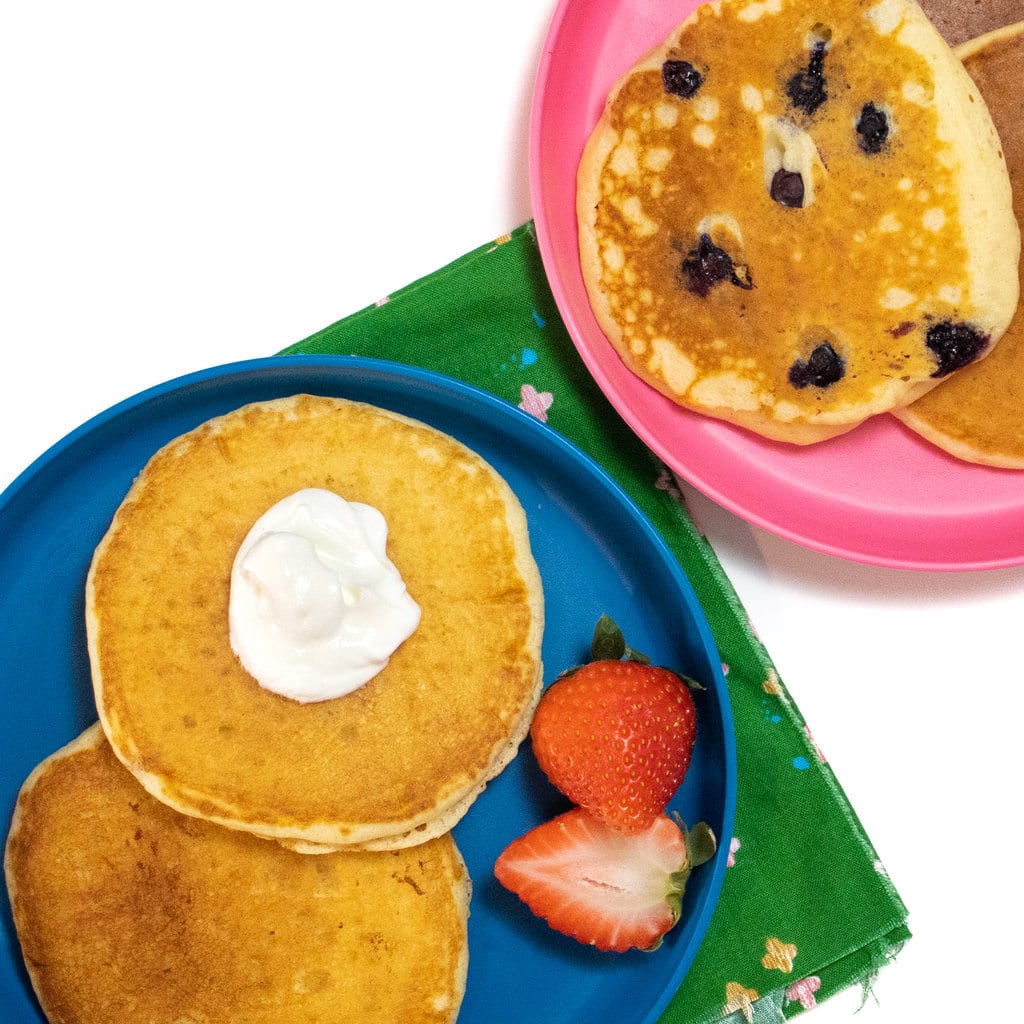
[530,617,698,833]
[494,807,714,953]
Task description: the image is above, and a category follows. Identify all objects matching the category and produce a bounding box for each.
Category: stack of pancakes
[577,0,1022,456]
[5,394,546,1023]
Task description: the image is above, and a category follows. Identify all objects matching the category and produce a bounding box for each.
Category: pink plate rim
[528,0,1024,572]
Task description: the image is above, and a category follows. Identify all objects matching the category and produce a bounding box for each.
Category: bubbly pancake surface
[894,21,1024,467]
[4,725,471,1024]
[86,394,544,848]
[577,0,1019,443]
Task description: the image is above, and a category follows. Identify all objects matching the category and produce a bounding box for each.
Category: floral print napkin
[281,222,910,1023]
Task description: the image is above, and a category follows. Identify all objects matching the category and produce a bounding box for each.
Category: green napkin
[281,222,910,1024]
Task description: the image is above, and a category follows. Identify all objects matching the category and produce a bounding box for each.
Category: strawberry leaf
[676,672,705,692]
[591,614,626,661]
[685,822,717,868]
[665,867,690,920]
[625,645,652,665]
[591,613,651,664]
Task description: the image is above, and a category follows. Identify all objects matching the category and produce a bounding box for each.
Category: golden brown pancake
[893,21,1024,467]
[918,0,1022,46]
[86,393,544,849]
[4,725,471,1024]
[577,0,1020,443]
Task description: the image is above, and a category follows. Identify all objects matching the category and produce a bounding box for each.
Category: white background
[2,2,1022,1022]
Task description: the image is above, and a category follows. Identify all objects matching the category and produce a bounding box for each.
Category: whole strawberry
[530,616,698,833]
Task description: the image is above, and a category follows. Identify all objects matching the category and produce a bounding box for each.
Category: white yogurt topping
[228,488,420,702]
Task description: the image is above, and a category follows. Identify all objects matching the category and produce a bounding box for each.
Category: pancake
[918,0,1022,46]
[893,21,1024,467]
[4,724,471,1024]
[577,0,1020,443]
[86,393,544,850]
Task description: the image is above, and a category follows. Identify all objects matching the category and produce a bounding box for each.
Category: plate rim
[0,352,737,1024]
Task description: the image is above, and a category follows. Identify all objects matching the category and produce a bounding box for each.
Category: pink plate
[529,0,1024,571]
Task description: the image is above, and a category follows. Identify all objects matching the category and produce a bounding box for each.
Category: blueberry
[925,321,988,377]
[788,341,845,388]
[662,59,704,98]
[786,40,828,115]
[856,103,890,154]
[770,169,805,208]
[680,234,753,297]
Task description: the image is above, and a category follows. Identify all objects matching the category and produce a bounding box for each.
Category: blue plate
[0,355,736,1024]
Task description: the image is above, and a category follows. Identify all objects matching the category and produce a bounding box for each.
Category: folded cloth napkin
[281,222,910,1024]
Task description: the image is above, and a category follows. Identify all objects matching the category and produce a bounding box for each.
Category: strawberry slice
[494,807,715,953]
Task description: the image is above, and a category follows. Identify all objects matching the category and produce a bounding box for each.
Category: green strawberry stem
[684,820,717,868]
[591,613,651,664]
[585,614,705,692]
[651,819,717,952]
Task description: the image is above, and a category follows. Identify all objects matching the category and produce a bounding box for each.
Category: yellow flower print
[761,669,782,696]
[486,233,513,254]
[761,936,798,973]
[724,981,760,1023]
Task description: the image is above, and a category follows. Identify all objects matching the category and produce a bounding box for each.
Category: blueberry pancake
[894,20,1024,467]
[577,0,1019,443]
[4,725,471,1024]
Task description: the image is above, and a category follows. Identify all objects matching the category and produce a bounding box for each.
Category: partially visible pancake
[894,21,1024,467]
[918,0,1022,46]
[577,0,1020,443]
[4,725,471,1024]
[86,393,544,849]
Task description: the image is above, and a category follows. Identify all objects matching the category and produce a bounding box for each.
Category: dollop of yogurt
[229,488,420,702]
